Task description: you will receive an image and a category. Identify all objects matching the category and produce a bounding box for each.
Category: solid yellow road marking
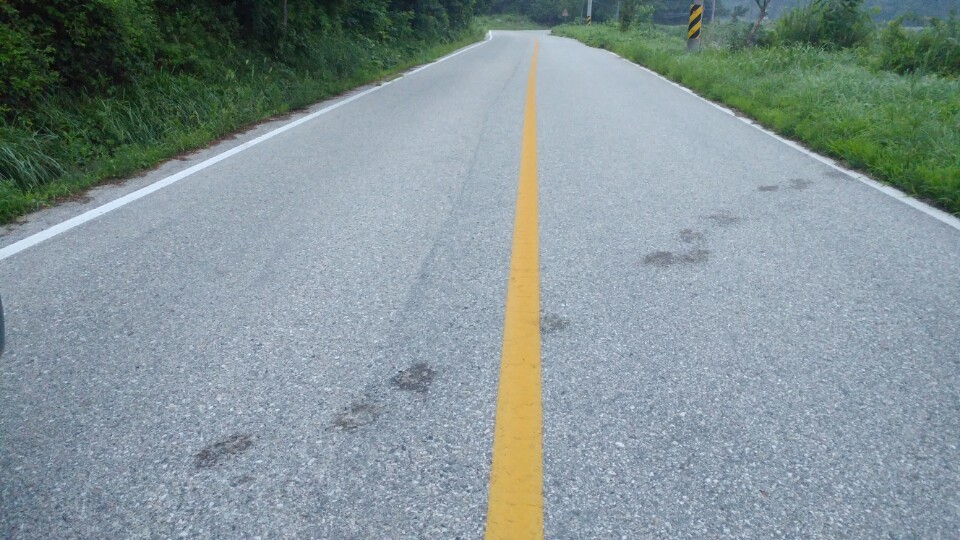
[485,42,542,540]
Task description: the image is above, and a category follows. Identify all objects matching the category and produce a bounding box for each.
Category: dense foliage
[0,0,479,221]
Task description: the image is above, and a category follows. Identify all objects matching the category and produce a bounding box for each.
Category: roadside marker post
[586,0,593,25]
[687,0,704,51]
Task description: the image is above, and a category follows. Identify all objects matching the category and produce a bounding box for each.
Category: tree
[746,0,772,45]
[619,0,654,30]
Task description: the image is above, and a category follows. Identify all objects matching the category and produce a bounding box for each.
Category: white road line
[602,48,960,232]
[0,32,495,262]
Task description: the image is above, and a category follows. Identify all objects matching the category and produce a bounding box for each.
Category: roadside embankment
[0,1,484,223]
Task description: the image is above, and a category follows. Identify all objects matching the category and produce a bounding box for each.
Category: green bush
[876,15,960,77]
[774,0,873,49]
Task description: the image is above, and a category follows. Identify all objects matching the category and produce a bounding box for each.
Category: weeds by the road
[554,23,960,216]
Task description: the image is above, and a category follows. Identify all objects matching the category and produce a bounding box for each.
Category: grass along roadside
[553,24,960,216]
[0,28,485,225]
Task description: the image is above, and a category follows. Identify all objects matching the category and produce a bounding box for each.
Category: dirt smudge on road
[643,250,710,267]
[679,229,705,243]
[231,474,256,487]
[194,434,253,468]
[390,363,436,394]
[705,210,741,226]
[540,313,570,335]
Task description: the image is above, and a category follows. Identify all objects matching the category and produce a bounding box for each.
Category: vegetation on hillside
[0,0,481,223]
[554,1,960,215]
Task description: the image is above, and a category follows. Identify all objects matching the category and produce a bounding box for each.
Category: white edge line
[0,31,495,262]
[602,43,960,232]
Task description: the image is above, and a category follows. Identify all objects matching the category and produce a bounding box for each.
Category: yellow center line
[485,41,542,540]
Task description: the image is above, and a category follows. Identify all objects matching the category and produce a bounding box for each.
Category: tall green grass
[0,28,483,223]
[0,128,64,191]
[554,24,960,215]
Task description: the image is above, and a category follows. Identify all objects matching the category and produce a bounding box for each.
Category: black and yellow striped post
[687,0,704,51]
[586,0,593,25]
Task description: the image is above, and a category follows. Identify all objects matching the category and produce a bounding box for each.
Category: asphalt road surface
[2,31,959,539]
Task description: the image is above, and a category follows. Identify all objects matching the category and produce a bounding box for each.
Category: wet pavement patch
[644,251,676,266]
[758,185,780,192]
[679,229,704,243]
[194,434,253,468]
[390,363,436,394]
[643,250,710,267]
[540,313,570,334]
[789,178,814,190]
[705,210,741,226]
[333,401,385,430]
[231,474,256,487]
